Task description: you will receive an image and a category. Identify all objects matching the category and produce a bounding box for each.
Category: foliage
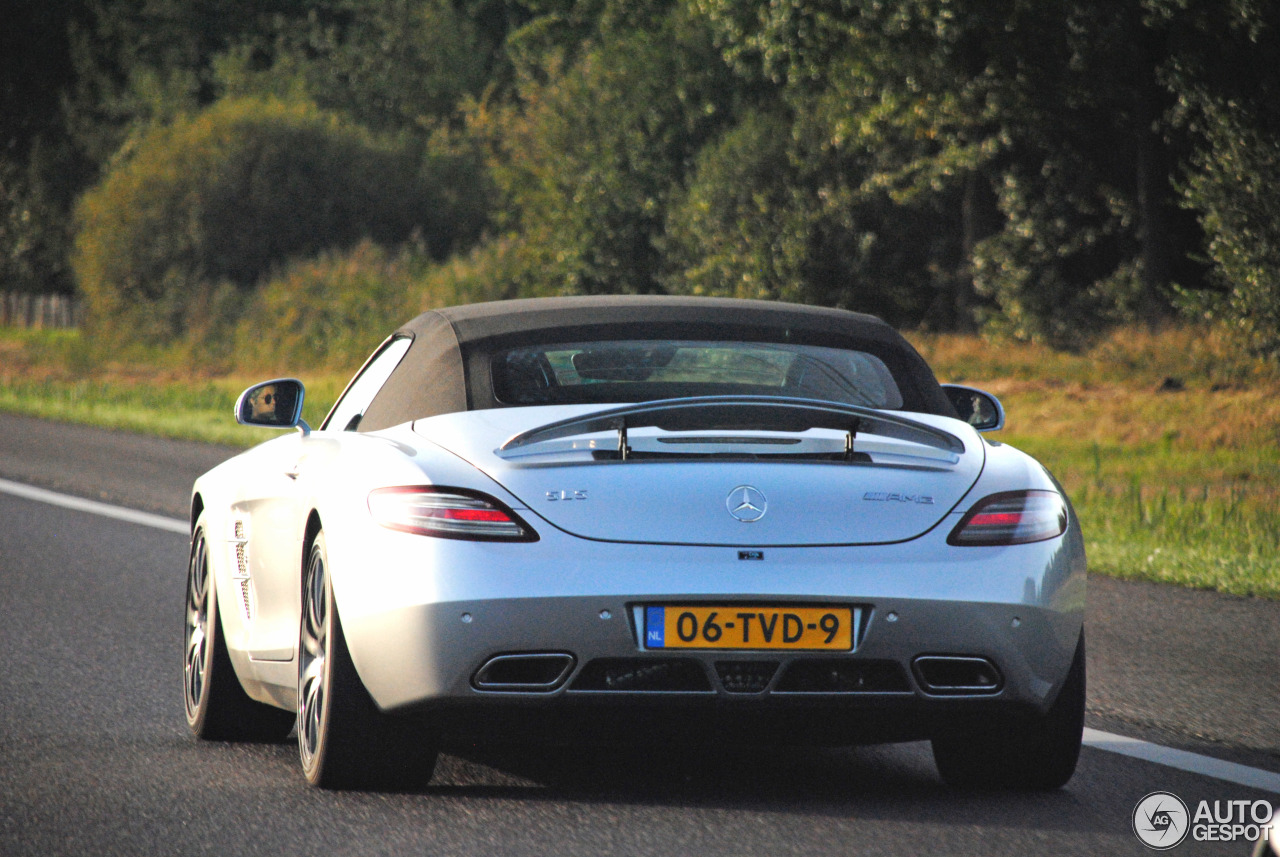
[1178,104,1280,357]
[0,155,74,295]
[71,96,449,346]
[661,105,953,324]
[409,236,537,309]
[62,0,312,163]
[298,0,489,132]
[661,109,805,301]
[690,0,1197,342]
[229,241,422,370]
[1156,0,1280,358]
[3,0,1280,362]
[220,234,520,372]
[470,1,738,296]
[971,162,1145,347]
[213,0,491,133]
[1,1,90,297]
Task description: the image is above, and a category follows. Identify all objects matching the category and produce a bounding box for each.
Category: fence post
[0,291,83,330]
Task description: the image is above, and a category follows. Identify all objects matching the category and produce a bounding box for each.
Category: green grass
[1024,435,1279,598]
[3,324,1277,598]
[1075,483,1278,598]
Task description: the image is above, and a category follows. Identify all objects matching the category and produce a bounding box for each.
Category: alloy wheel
[183,530,210,721]
[298,546,329,769]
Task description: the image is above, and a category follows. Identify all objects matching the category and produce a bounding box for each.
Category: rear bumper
[347,593,1080,715]
[343,583,1082,730]
[327,507,1085,733]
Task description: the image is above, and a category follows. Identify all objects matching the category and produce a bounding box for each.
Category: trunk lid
[414,398,983,546]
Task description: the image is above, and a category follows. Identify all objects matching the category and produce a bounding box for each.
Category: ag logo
[1132,791,1190,850]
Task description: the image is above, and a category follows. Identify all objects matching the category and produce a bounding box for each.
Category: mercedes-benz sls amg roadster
[183,296,1086,790]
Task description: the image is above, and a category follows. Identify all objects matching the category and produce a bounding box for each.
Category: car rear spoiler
[495,396,965,463]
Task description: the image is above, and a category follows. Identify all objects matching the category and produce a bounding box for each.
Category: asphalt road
[1,412,1277,856]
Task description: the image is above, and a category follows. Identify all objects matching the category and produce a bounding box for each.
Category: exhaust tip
[472,653,575,692]
[912,655,1003,695]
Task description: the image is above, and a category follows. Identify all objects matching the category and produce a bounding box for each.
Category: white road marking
[0,477,189,535]
[1084,728,1280,793]
[3,476,1278,792]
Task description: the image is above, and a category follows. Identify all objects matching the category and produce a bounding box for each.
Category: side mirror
[235,378,310,435]
[941,384,1006,432]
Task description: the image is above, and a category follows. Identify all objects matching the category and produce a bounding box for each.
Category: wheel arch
[190,493,205,534]
[302,510,324,595]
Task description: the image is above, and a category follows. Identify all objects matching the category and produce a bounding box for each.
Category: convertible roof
[358,296,947,430]
[413,295,898,344]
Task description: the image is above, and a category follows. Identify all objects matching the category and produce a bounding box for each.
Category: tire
[931,633,1085,790]
[183,517,296,741]
[297,530,440,790]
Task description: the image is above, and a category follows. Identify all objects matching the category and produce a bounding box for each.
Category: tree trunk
[1134,28,1173,327]
[957,169,1000,330]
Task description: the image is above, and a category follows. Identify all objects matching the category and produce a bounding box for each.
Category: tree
[661,103,963,326]
[63,0,308,163]
[1,0,91,294]
[689,0,1198,341]
[472,1,737,295]
[1153,0,1280,357]
[252,0,489,133]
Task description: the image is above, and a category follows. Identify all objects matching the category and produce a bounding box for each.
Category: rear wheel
[183,518,295,741]
[297,530,439,790]
[931,633,1085,790]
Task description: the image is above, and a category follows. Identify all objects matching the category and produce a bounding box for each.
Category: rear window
[492,340,904,409]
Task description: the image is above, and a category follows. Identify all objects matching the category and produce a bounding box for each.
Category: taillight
[947,490,1067,546]
[368,487,538,541]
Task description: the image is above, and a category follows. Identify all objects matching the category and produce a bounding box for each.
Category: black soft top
[358,296,952,431]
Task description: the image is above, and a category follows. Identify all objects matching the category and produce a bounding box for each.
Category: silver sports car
[184,296,1086,790]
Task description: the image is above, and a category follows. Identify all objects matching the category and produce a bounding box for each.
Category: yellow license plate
[644,606,853,650]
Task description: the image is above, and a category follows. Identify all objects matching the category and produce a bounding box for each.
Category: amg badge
[863,492,935,505]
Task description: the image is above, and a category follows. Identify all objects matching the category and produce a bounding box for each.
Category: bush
[409,237,530,311]
[228,240,422,371]
[72,97,448,347]
[226,236,522,372]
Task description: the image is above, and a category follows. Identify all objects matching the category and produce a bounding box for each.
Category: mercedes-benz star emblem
[727,485,768,523]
